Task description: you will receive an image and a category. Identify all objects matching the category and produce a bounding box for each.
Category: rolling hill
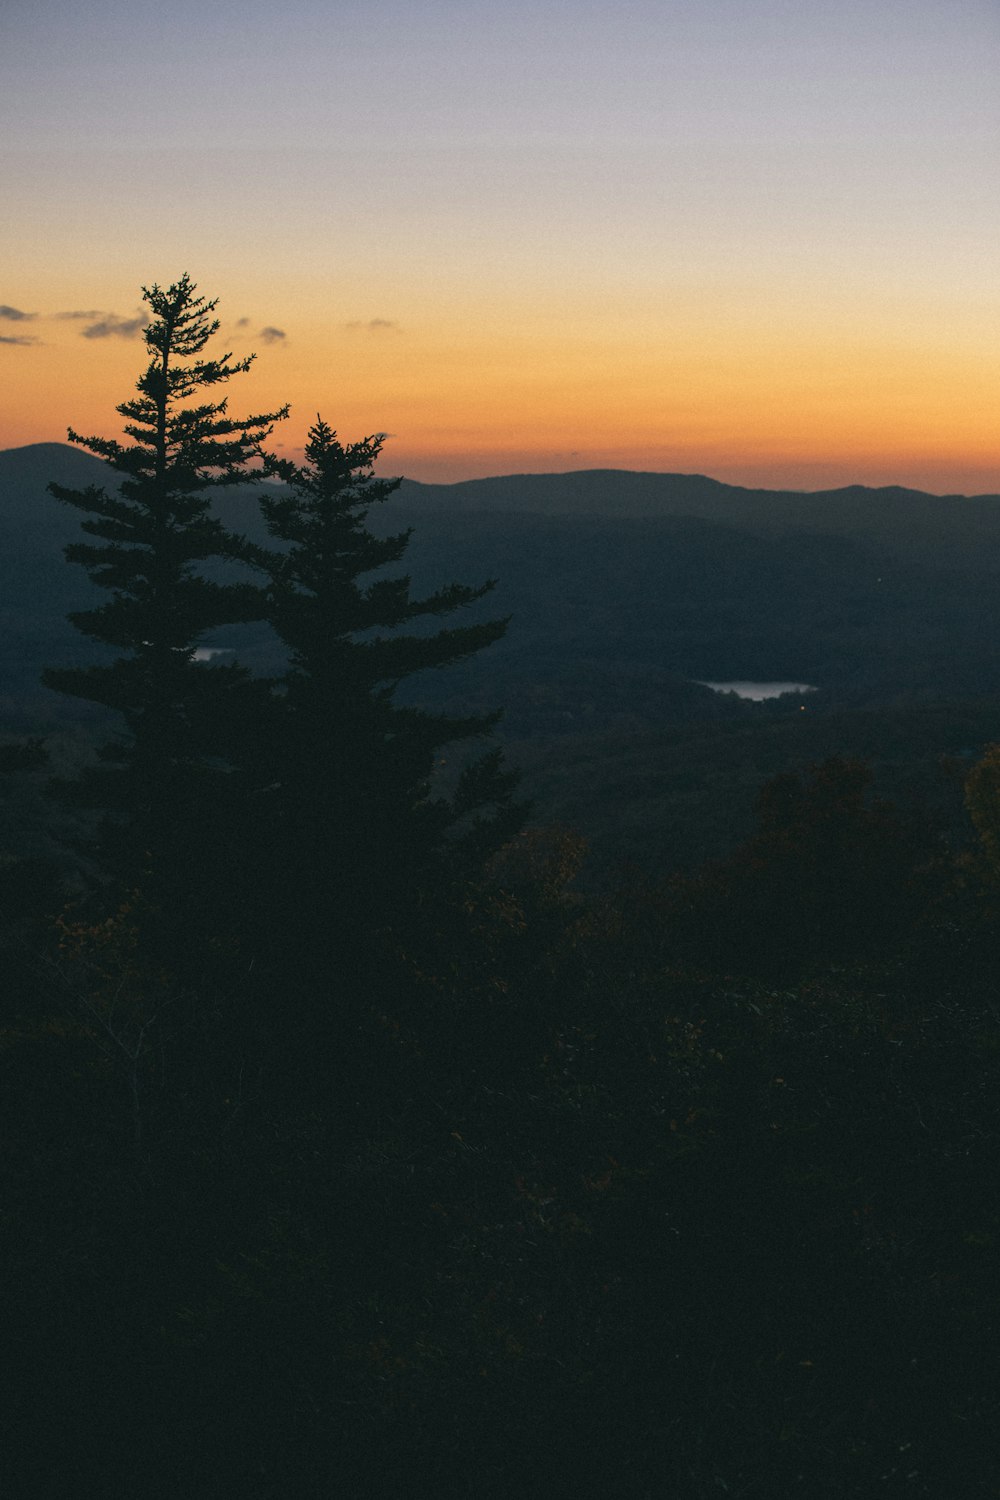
[5,442,1000,877]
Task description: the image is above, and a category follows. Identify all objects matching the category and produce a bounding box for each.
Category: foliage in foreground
[3,769,1000,1498]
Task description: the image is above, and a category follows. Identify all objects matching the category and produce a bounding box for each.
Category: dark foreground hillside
[3,772,1000,1497]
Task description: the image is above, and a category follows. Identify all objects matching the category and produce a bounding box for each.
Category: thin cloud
[56,309,104,320]
[0,334,39,346]
[344,318,400,333]
[81,313,146,340]
[234,316,251,328]
[0,304,36,322]
[259,326,287,345]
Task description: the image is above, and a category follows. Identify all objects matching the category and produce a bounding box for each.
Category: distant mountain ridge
[5,442,1000,730]
[399,465,1000,571]
[6,440,999,508]
[7,439,1000,564]
[403,465,995,510]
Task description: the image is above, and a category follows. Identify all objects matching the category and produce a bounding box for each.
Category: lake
[699,680,817,701]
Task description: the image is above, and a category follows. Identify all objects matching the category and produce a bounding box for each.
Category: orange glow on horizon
[4,0,997,497]
[2,288,997,497]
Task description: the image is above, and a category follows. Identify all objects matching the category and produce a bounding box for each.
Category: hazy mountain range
[5,440,1000,721]
[5,441,1000,875]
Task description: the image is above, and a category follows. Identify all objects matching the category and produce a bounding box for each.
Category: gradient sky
[2,0,998,490]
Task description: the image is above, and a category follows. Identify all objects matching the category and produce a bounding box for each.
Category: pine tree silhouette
[244,417,524,982]
[44,273,287,906]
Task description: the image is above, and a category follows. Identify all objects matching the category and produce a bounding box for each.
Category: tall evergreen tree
[44,273,287,904]
[245,418,524,983]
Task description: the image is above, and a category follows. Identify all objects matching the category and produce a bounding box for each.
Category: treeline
[3,277,1000,1496]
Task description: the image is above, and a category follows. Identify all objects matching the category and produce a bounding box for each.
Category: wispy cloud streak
[80,313,146,340]
[344,318,399,333]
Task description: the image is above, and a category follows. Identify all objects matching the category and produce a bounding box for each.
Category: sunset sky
[2,0,998,491]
